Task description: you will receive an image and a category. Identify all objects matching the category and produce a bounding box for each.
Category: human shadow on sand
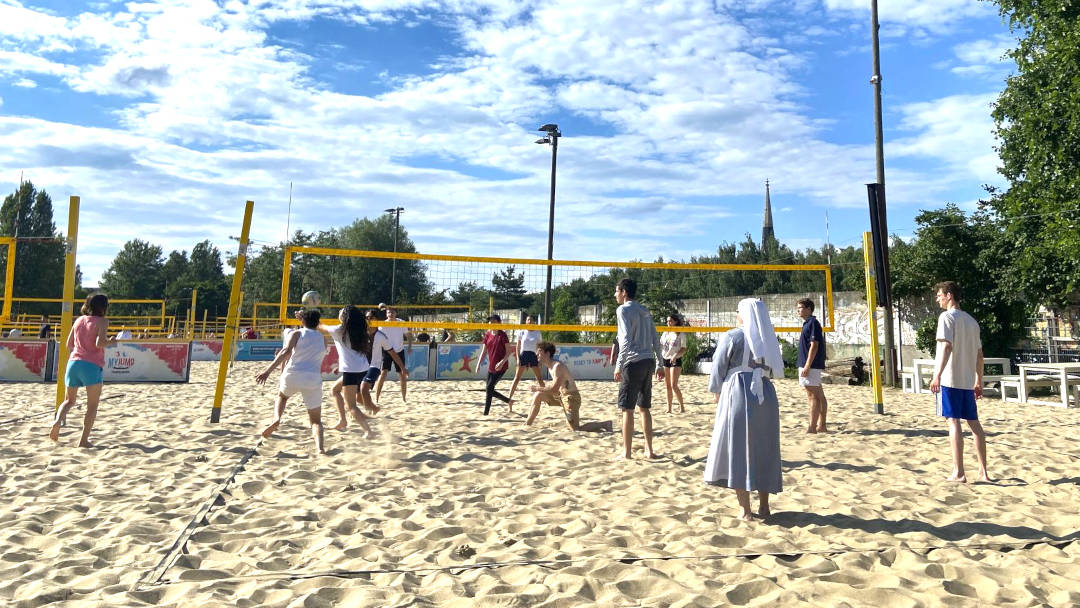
[851,428,1006,438]
[1049,476,1080,486]
[767,511,1080,543]
[403,450,509,464]
[782,460,880,473]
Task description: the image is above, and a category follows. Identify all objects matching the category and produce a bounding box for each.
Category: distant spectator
[38,315,51,339]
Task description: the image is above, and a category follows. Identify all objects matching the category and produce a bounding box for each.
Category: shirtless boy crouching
[525,341,613,433]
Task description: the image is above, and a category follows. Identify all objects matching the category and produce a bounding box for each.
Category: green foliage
[780,339,798,378]
[100,240,165,300]
[491,265,528,309]
[0,183,71,311]
[681,331,704,374]
[988,0,1080,306]
[888,204,1027,356]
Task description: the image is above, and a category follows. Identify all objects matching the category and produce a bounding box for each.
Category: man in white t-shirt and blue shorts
[928,281,990,483]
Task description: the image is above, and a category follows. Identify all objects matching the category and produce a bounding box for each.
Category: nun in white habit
[704,298,784,521]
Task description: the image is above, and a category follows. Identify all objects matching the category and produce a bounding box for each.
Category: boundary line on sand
[1,393,126,426]
[132,436,263,589]
[140,534,1079,587]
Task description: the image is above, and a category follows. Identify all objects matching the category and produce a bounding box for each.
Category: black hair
[617,277,637,298]
[340,306,369,356]
[299,309,321,329]
[82,293,109,317]
[797,298,815,313]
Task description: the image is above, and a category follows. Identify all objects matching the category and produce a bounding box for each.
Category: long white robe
[703,328,782,493]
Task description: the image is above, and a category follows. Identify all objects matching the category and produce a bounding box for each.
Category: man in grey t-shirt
[929,281,990,483]
[613,278,664,460]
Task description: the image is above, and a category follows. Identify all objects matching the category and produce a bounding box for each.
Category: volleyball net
[276,247,834,336]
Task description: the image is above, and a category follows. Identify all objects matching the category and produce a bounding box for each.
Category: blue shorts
[938,386,978,420]
[65,359,103,388]
[362,367,382,385]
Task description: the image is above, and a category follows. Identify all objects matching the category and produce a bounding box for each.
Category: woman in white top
[507,314,545,403]
[255,309,329,454]
[319,306,373,437]
[660,314,688,413]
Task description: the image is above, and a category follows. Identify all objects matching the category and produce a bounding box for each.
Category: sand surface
[2,361,1079,607]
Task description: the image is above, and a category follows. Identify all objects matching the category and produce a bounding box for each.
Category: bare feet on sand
[946,472,967,483]
[49,423,60,442]
[739,511,754,522]
[261,420,280,438]
[333,421,348,431]
[76,441,93,448]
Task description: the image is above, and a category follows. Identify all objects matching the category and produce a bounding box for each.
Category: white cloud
[890,93,1001,185]
[822,0,992,31]
[0,0,1007,283]
[949,33,1015,77]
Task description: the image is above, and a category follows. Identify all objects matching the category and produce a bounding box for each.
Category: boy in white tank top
[255,309,329,454]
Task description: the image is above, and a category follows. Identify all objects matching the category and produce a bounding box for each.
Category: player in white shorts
[255,309,328,453]
[363,309,408,414]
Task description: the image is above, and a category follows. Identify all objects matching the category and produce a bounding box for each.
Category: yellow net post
[1,236,14,324]
[188,288,198,340]
[55,197,79,407]
[863,232,885,414]
[210,201,253,423]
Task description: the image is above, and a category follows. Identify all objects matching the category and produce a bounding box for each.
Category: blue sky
[0,0,1015,285]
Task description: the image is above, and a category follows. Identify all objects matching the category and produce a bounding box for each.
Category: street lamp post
[536,124,560,326]
[384,206,404,305]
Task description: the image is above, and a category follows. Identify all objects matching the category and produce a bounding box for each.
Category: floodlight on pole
[384,206,404,305]
[535,123,560,326]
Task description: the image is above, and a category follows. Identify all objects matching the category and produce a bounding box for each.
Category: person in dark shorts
[659,314,687,413]
[319,306,373,436]
[507,314,545,402]
[613,278,664,460]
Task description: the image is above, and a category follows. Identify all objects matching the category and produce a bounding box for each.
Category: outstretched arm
[256,331,300,385]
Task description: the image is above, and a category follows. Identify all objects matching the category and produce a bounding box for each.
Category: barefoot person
[525,341,613,433]
[320,306,373,436]
[507,314,544,402]
[476,314,513,415]
[374,306,413,405]
[612,278,664,459]
[660,314,687,413]
[796,298,828,432]
[928,281,990,483]
[49,294,117,447]
[704,298,784,521]
[255,309,328,454]
[362,309,408,414]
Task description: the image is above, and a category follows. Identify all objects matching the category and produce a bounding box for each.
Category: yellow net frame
[254,301,471,326]
[278,246,835,334]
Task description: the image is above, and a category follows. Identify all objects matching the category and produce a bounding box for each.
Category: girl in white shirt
[508,314,545,403]
[320,306,373,437]
[255,309,329,453]
[659,314,688,413]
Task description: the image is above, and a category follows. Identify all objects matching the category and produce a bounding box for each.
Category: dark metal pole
[390,210,400,305]
[543,136,558,326]
[870,0,897,387]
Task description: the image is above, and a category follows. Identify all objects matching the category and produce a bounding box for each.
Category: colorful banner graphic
[103,342,192,382]
[191,340,224,361]
[379,347,430,382]
[0,340,52,382]
[435,343,518,380]
[233,340,283,361]
[553,344,616,380]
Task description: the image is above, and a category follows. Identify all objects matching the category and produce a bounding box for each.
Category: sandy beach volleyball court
[3,362,1079,607]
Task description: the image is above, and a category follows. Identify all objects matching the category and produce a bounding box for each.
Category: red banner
[0,340,51,382]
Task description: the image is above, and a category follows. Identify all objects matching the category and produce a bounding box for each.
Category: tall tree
[99,239,165,301]
[889,205,1026,356]
[491,265,527,309]
[0,182,69,308]
[182,240,231,318]
[989,0,1080,306]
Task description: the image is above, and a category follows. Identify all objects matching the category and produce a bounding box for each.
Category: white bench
[1000,374,1080,406]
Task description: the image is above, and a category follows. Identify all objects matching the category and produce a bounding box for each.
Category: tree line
[3,0,1076,352]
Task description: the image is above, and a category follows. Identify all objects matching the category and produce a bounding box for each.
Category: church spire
[762,179,775,246]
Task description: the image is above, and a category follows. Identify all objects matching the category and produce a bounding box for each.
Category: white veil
[737,298,785,379]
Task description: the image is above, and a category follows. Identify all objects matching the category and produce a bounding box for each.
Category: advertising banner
[435,343,518,380]
[553,344,616,380]
[191,340,224,361]
[103,342,192,383]
[0,340,52,382]
[233,340,283,361]
[380,347,430,381]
